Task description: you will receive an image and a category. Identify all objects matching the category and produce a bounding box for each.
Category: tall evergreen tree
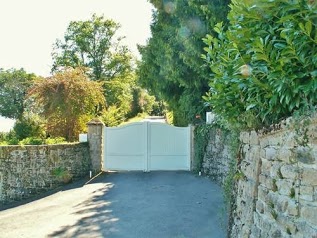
[138,0,230,125]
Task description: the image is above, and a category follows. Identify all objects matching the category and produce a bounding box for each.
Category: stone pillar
[87,119,104,175]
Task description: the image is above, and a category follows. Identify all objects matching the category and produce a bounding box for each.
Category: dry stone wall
[231,118,317,238]
[0,143,90,205]
[202,127,233,185]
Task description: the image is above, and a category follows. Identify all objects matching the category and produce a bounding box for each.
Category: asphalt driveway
[0,171,227,238]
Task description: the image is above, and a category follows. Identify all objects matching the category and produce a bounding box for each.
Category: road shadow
[46,171,227,238]
[47,172,121,237]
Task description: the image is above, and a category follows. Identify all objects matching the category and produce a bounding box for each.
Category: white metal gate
[104,122,190,171]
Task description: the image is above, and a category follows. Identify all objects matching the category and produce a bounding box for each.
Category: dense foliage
[138,0,230,126]
[203,0,317,129]
[100,74,156,126]
[52,14,133,81]
[0,130,66,145]
[0,14,159,141]
[0,68,36,120]
[52,14,158,126]
[28,68,105,141]
[13,114,45,140]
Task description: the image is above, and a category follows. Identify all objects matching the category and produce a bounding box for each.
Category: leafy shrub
[52,167,72,184]
[19,137,43,145]
[45,137,66,144]
[100,106,126,127]
[0,132,7,142]
[0,131,19,145]
[129,87,156,117]
[0,135,67,145]
[193,124,212,172]
[203,0,317,129]
[13,114,45,140]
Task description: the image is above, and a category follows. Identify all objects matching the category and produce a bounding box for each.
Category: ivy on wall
[193,124,213,172]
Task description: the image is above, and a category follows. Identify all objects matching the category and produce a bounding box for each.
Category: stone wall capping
[87,118,105,125]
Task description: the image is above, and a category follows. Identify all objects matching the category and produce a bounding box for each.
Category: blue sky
[0,0,153,132]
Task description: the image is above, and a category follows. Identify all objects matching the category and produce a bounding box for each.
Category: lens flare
[163,1,176,14]
[187,18,205,35]
[240,64,252,77]
[178,26,191,39]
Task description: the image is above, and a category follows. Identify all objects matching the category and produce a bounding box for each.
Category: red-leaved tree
[28,68,105,141]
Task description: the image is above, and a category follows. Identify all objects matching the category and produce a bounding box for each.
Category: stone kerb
[87,119,104,175]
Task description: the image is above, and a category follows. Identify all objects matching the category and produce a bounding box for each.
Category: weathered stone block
[276,213,297,236]
[240,179,258,198]
[295,146,315,164]
[265,147,277,161]
[267,191,279,205]
[275,195,289,213]
[240,131,250,144]
[265,133,284,146]
[242,144,251,161]
[276,179,293,196]
[258,185,269,202]
[277,148,294,163]
[260,136,270,148]
[283,132,297,147]
[0,148,5,159]
[312,148,317,162]
[250,145,261,161]
[296,220,317,238]
[256,200,265,214]
[250,224,261,238]
[259,174,274,190]
[241,161,260,181]
[261,158,272,176]
[240,160,251,173]
[250,130,259,145]
[270,161,283,178]
[268,227,282,238]
[300,186,314,202]
[301,205,317,227]
[280,164,298,180]
[241,225,251,237]
[253,212,272,231]
[301,168,317,186]
[260,148,266,160]
[286,200,298,217]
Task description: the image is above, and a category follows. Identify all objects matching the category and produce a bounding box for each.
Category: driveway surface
[0,171,227,238]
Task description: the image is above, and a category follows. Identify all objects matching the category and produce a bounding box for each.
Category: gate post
[87,119,104,175]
